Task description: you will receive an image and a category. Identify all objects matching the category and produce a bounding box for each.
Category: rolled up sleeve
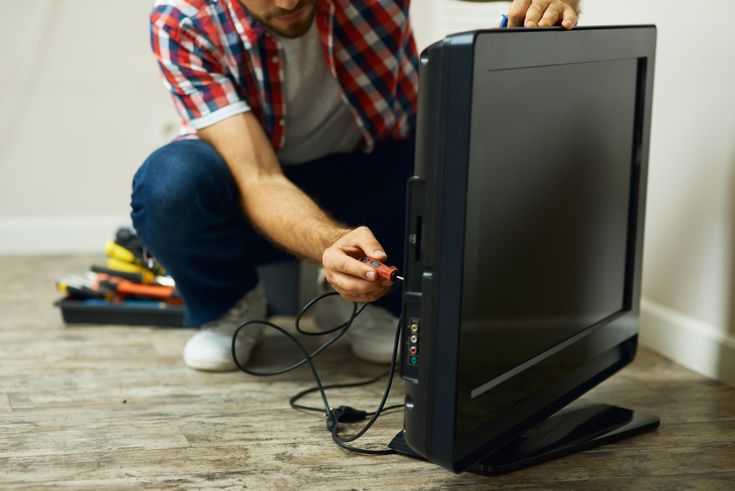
[150,7,250,129]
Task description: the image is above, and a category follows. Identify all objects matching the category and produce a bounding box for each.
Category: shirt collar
[224,0,262,47]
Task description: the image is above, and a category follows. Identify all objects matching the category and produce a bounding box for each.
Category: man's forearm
[241,174,350,262]
[198,113,349,263]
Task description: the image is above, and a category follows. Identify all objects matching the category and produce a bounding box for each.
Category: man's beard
[250,1,317,39]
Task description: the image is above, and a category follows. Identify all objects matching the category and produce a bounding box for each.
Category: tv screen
[396,26,657,473]
[458,57,637,439]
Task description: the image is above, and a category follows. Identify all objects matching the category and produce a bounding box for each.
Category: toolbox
[55,226,186,327]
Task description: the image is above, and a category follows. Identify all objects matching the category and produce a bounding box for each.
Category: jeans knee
[131,139,239,247]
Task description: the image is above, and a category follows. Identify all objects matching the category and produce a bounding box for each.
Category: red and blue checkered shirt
[150,0,419,152]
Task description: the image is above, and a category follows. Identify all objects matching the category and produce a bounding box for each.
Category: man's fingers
[326,270,375,295]
[538,2,564,27]
[341,226,387,261]
[507,0,532,27]
[327,271,390,302]
[561,5,578,29]
[323,247,377,280]
[322,225,394,301]
[524,0,547,28]
[509,0,578,29]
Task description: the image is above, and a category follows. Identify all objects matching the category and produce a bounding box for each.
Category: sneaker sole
[183,356,238,372]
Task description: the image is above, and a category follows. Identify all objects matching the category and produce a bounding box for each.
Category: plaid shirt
[150,0,419,152]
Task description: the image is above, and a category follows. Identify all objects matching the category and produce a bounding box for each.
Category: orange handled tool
[359,257,404,283]
[111,281,181,302]
[92,273,181,303]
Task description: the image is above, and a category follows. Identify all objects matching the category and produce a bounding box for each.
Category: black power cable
[231,290,403,455]
[289,372,402,415]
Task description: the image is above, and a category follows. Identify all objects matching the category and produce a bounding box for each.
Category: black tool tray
[56,298,186,327]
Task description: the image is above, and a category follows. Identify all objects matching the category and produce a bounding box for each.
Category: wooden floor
[1,255,734,489]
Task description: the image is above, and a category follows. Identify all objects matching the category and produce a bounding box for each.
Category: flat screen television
[391,26,659,474]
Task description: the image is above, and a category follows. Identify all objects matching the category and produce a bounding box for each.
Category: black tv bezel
[399,26,657,473]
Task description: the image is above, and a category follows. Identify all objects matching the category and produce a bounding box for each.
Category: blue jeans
[131,138,414,326]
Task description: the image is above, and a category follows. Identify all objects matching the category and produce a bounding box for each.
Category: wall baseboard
[640,298,735,387]
[0,216,131,255]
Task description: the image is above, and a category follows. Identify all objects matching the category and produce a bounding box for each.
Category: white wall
[581,0,735,386]
[0,0,178,253]
[411,0,509,50]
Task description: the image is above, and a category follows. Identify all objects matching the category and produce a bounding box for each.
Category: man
[132,0,581,371]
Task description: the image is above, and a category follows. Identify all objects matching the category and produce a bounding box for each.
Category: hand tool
[105,241,165,276]
[359,257,404,283]
[57,273,180,304]
[91,265,175,287]
[106,257,148,275]
[91,272,181,303]
[105,258,174,287]
[57,275,109,300]
[114,226,143,255]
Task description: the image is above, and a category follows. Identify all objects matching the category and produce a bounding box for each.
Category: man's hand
[507,0,580,29]
[322,226,393,303]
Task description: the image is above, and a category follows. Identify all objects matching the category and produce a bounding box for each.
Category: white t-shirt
[274,24,364,165]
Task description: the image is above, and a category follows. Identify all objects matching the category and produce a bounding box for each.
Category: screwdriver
[360,257,404,282]
[91,265,175,287]
[105,241,166,276]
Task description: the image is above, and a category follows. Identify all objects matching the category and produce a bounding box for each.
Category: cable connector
[326,405,368,431]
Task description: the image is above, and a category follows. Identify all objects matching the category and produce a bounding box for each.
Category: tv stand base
[388,400,660,475]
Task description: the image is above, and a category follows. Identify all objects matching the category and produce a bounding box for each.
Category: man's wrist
[319,225,351,255]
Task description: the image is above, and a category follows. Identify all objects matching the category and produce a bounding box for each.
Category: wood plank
[2,443,733,490]
[0,393,10,412]
[0,417,190,459]
[0,446,252,488]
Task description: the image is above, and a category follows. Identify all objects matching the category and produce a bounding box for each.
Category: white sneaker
[311,269,399,364]
[183,282,267,371]
[309,269,355,329]
[345,304,399,363]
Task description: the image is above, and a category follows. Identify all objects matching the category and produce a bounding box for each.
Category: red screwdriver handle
[360,257,399,282]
